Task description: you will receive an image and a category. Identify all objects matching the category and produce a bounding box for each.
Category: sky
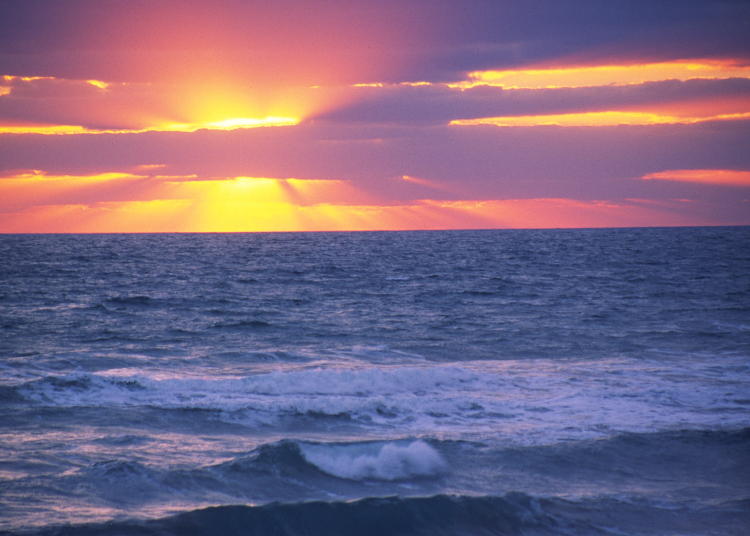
[1,0,749,232]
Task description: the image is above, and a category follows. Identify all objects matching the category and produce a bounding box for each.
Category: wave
[208,439,448,488]
[14,356,750,443]
[298,439,446,481]
[45,439,449,509]
[45,429,749,505]
[3,430,749,533]
[6,494,573,536]
[17,492,750,536]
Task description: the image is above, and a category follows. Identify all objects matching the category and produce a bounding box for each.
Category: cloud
[2,1,749,86]
[1,119,749,201]
[1,1,748,231]
[0,75,313,131]
[3,74,749,133]
[642,169,750,186]
[315,78,750,125]
[450,60,750,90]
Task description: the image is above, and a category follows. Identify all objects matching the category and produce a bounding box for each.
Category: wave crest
[299,440,447,481]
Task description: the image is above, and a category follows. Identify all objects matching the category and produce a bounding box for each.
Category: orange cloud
[0,171,154,211]
[450,59,750,90]
[642,169,750,186]
[0,74,350,135]
[449,88,750,127]
[450,110,750,127]
[0,2,446,136]
[0,117,300,136]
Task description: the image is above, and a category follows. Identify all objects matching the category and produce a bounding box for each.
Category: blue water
[1,227,749,535]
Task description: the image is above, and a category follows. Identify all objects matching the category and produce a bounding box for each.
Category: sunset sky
[1,0,749,232]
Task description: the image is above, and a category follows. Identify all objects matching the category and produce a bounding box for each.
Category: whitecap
[299,440,447,481]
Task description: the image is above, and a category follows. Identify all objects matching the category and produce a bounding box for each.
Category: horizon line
[2,223,748,236]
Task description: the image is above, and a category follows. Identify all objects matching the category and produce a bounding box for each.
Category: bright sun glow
[86,79,110,90]
[172,116,300,131]
[0,170,710,233]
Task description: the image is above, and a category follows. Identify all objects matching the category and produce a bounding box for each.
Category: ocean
[1,227,748,535]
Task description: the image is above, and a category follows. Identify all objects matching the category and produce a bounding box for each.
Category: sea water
[1,227,748,535]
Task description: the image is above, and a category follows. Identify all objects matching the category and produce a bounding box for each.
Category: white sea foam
[18,356,750,445]
[299,440,447,480]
